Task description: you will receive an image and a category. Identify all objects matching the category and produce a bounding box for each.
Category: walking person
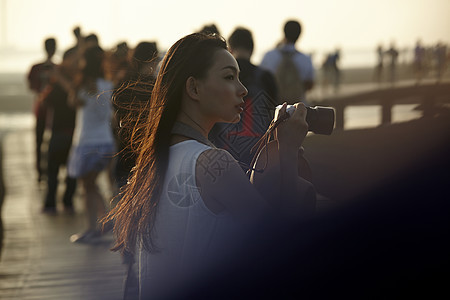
[105,33,316,298]
[329,49,341,93]
[260,20,315,104]
[40,48,78,213]
[434,41,447,83]
[27,38,57,182]
[413,40,426,84]
[374,44,384,84]
[322,49,341,94]
[68,46,115,243]
[386,42,399,85]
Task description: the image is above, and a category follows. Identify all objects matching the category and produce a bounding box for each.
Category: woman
[68,45,115,243]
[107,33,315,297]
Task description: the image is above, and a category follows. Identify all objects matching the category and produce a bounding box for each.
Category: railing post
[421,95,436,118]
[381,99,393,125]
[334,104,345,130]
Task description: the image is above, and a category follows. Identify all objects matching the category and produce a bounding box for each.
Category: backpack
[275,50,304,103]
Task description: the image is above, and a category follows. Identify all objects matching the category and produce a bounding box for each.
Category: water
[345,104,421,130]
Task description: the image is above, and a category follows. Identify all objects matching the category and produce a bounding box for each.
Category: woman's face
[196,49,248,124]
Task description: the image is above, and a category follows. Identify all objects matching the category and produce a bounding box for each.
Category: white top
[72,78,114,146]
[139,140,238,298]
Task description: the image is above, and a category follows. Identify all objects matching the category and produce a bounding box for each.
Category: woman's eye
[225,75,235,80]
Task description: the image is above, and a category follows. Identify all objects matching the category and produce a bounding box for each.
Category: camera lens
[306,106,335,135]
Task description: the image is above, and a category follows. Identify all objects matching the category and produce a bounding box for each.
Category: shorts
[68,143,115,178]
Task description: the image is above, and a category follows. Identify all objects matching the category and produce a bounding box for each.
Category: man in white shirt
[260,20,315,104]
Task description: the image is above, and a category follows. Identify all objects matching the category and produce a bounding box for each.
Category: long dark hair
[106,33,228,254]
[112,41,159,157]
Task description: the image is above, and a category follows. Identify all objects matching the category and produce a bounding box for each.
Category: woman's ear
[185,76,200,101]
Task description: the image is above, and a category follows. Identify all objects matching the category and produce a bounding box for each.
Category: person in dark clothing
[198,23,221,36]
[27,38,57,182]
[40,48,78,213]
[209,27,278,169]
[322,49,341,93]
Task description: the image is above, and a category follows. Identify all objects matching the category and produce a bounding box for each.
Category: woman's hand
[274,103,315,218]
[275,102,308,151]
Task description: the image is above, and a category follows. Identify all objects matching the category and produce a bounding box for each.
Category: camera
[276,105,335,135]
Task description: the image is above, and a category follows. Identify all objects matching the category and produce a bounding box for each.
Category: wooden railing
[314,83,450,130]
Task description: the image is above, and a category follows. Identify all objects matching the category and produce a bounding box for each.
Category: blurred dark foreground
[159,116,450,300]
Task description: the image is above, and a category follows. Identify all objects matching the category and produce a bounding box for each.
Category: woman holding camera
[106,33,315,298]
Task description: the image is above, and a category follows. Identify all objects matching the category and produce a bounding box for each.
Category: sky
[1,0,449,72]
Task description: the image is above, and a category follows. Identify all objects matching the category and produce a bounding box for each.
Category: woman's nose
[239,81,248,98]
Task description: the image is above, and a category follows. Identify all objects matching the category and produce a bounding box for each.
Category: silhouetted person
[434,41,447,83]
[322,49,341,94]
[209,27,278,168]
[39,48,79,214]
[72,26,83,49]
[386,42,399,84]
[198,23,221,35]
[68,26,86,78]
[72,32,99,63]
[330,49,341,92]
[27,37,57,182]
[413,39,426,84]
[374,44,384,84]
[84,33,99,49]
[260,20,315,104]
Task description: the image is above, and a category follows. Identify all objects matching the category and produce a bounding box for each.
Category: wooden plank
[0,130,124,300]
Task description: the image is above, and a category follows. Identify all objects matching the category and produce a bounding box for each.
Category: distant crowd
[373,40,449,85]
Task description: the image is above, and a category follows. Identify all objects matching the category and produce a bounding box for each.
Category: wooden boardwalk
[0,130,124,300]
